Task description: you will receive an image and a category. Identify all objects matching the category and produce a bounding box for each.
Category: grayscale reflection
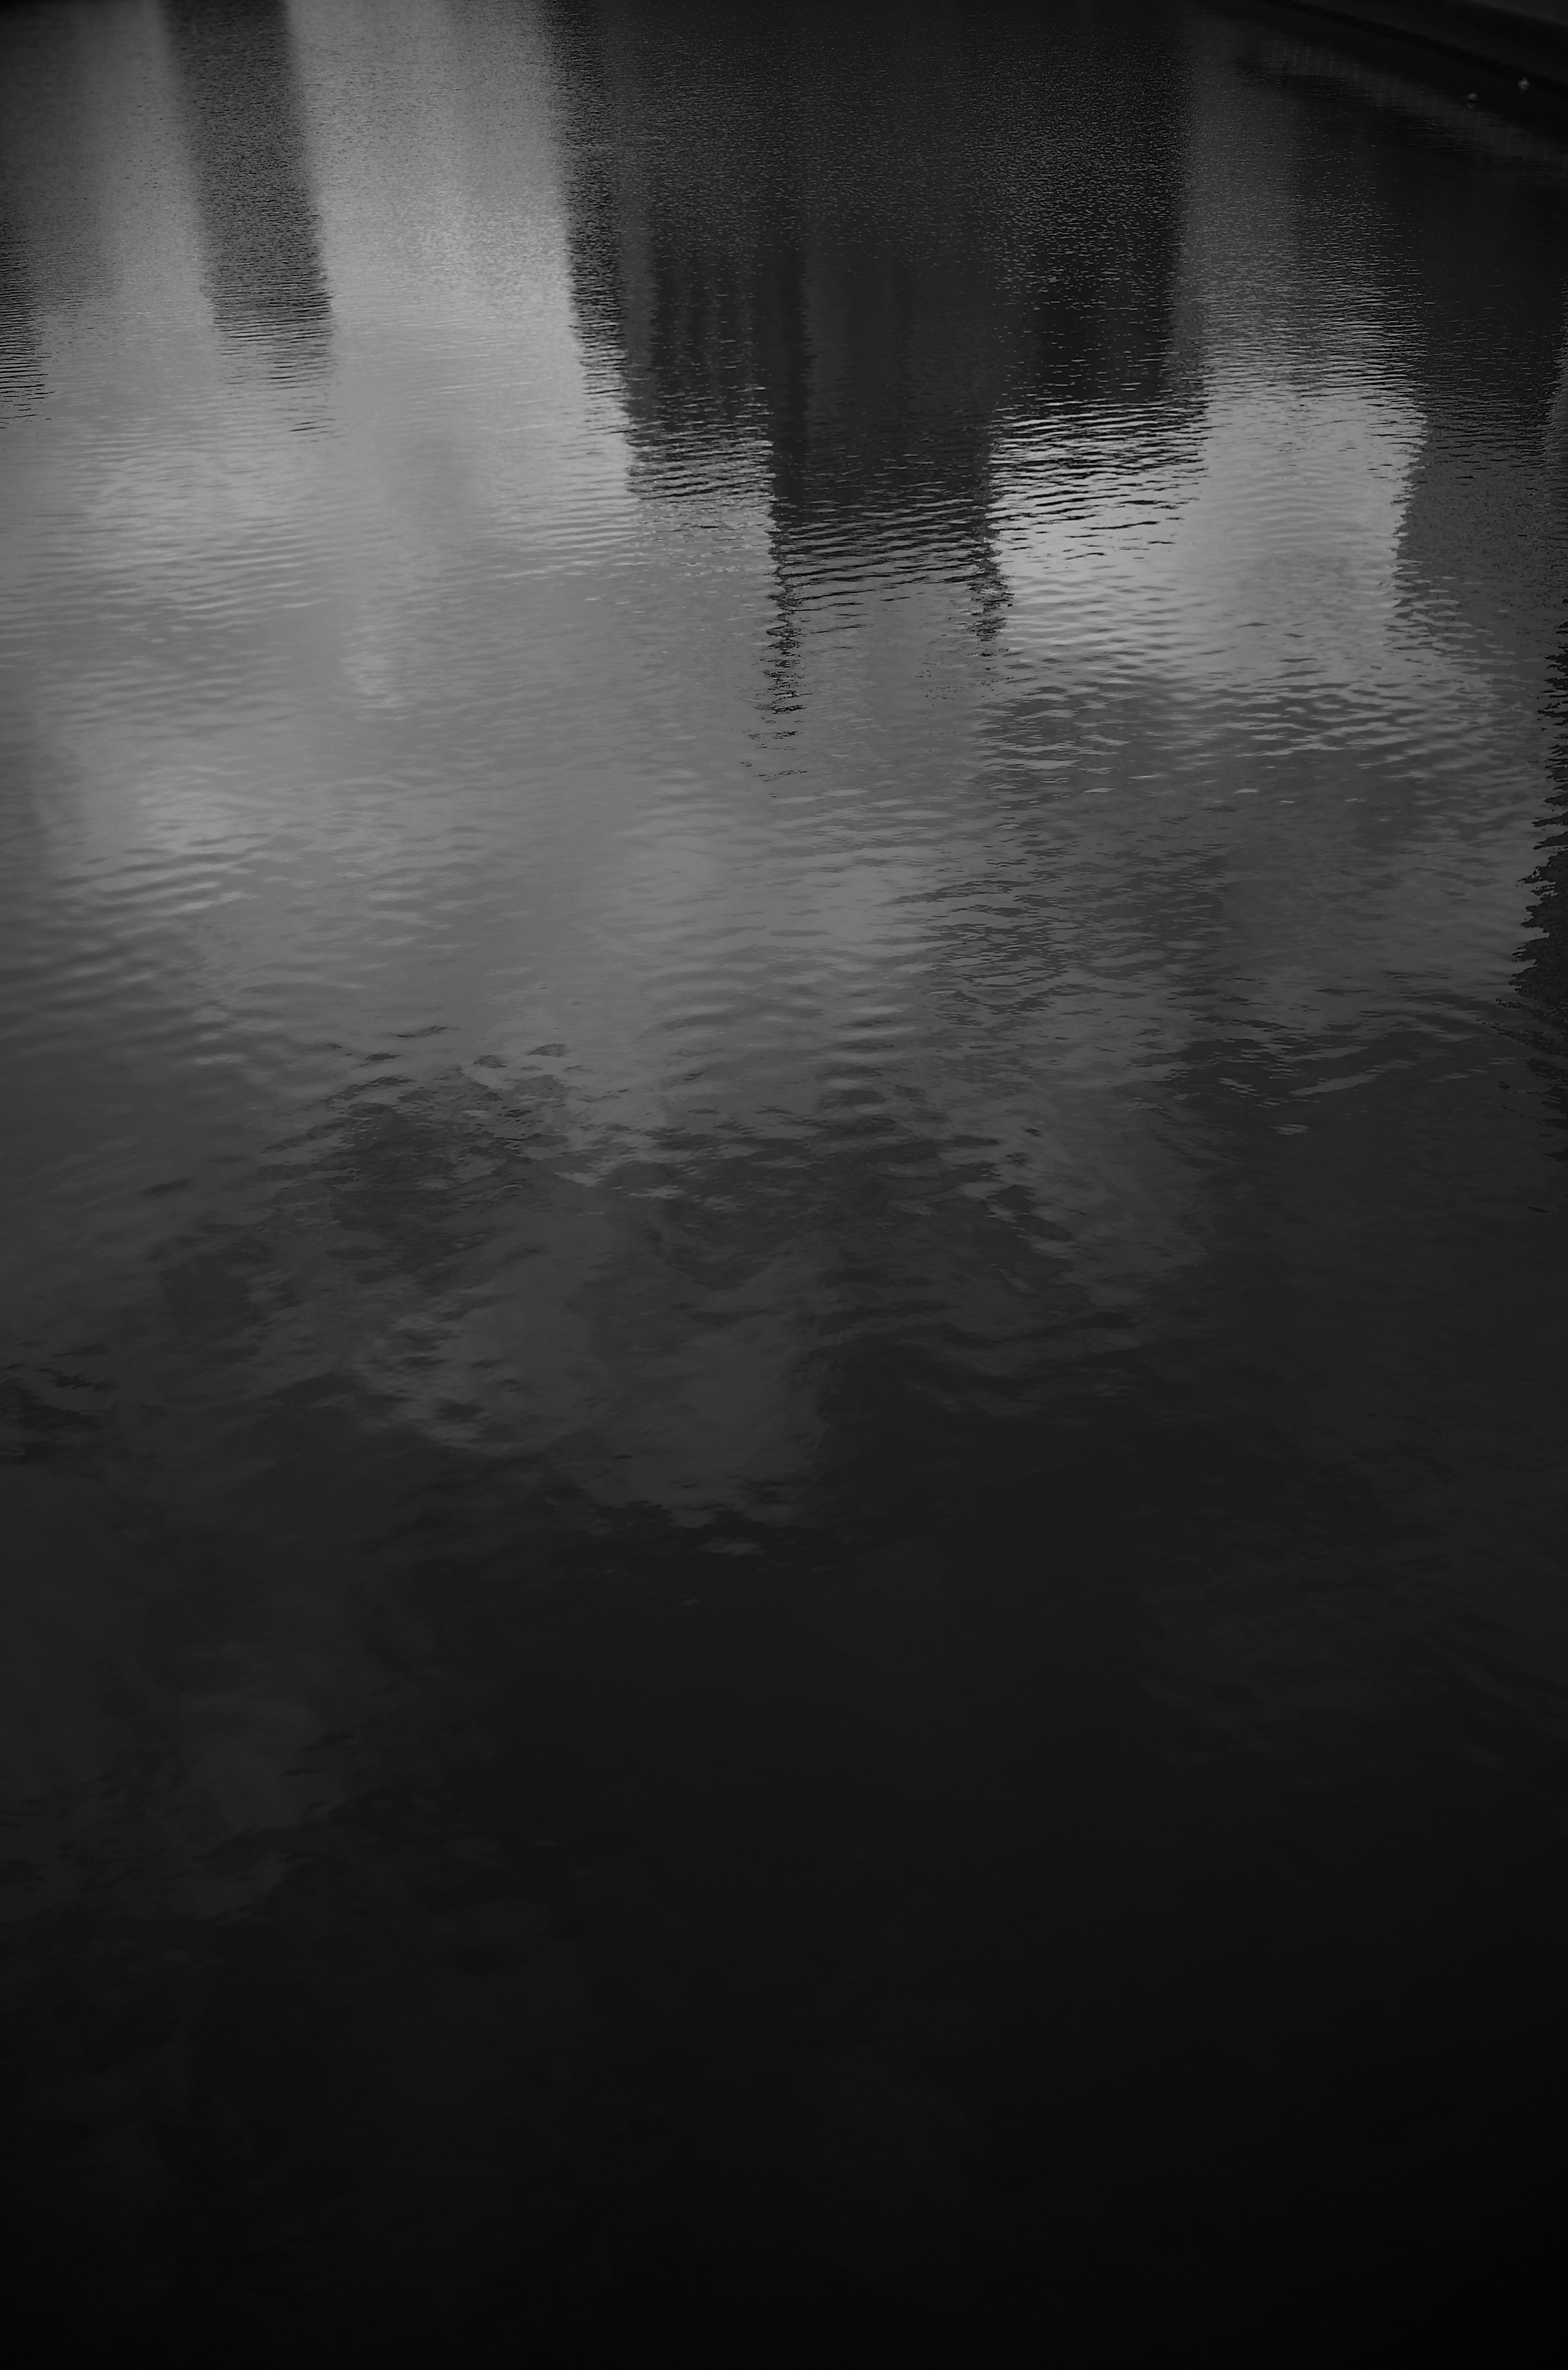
[0,0,116,418]
[0,207,44,419]
[163,0,331,381]
[3,0,1568,2355]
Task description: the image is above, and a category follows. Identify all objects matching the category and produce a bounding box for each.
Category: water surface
[4,0,1568,2357]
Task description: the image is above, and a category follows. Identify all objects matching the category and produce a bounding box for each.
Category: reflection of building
[548,0,1188,698]
[1517,347,1568,1083]
[163,0,330,379]
[1519,635,1568,1080]
[1358,62,1568,1065]
[0,208,44,417]
[967,1,1568,1205]
[0,4,116,403]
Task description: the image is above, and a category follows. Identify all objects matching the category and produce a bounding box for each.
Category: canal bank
[1288,0,1568,92]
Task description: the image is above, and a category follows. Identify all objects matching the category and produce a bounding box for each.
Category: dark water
[4,0,1568,2357]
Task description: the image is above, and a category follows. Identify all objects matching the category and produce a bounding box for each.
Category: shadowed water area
[4,0,1568,2357]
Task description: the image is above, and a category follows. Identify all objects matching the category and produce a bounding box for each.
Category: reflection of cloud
[987,2,1568,1081]
[279,1062,833,1524]
[997,380,1427,697]
[9,0,1568,1559]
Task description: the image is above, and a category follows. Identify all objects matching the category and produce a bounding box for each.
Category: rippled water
[4,0,1568,2356]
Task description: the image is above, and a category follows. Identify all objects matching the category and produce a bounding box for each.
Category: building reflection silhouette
[0,209,44,418]
[1520,648,1568,1087]
[0,0,116,400]
[163,0,330,381]
[1343,50,1568,1113]
[549,0,1187,707]
[1518,503,1568,1120]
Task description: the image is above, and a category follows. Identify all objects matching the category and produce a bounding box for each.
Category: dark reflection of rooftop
[548,0,1189,708]
[163,0,330,383]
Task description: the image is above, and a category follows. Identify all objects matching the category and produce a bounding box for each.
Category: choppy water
[4,0,1568,2357]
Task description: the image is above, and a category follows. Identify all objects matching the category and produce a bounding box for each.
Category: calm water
[4,0,1568,2357]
